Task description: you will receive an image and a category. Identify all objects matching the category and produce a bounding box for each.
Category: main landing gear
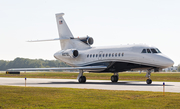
[77,70,86,83]
[77,70,119,83]
[146,69,152,84]
[111,73,119,82]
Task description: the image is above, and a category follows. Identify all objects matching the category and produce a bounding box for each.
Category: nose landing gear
[146,79,152,84]
[146,69,152,84]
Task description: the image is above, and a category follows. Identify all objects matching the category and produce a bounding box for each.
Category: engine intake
[75,36,94,45]
[62,49,79,58]
[73,50,78,58]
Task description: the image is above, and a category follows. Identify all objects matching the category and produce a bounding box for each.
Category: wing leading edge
[6,66,107,72]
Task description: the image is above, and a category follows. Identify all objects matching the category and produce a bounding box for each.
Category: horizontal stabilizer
[6,66,107,71]
[27,38,69,42]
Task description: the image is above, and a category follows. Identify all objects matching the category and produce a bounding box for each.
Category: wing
[6,66,107,72]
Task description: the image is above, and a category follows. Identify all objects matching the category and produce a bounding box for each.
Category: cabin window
[103,54,105,57]
[141,49,146,53]
[99,54,101,57]
[115,53,117,57]
[118,53,121,57]
[147,49,151,53]
[87,54,89,58]
[109,53,111,57]
[96,54,98,57]
[90,54,92,57]
[122,53,124,56]
[93,54,95,57]
[112,53,114,57]
[106,53,108,57]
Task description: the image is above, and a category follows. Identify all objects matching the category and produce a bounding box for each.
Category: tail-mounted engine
[62,49,79,58]
[73,36,94,46]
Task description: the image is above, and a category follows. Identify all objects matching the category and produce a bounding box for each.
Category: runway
[0,77,180,93]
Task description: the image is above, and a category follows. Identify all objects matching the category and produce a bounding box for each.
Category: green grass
[1,72,180,82]
[0,86,180,109]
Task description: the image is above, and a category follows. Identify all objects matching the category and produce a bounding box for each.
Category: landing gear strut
[146,69,152,84]
[77,70,86,83]
[111,73,119,82]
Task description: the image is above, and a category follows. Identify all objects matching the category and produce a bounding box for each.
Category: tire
[111,75,118,82]
[111,76,115,82]
[114,76,118,82]
[78,76,86,83]
[78,76,82,83]
[82,76,86,83]
[146,79,152,84]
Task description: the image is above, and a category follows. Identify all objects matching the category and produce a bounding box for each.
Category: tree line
[178,65,180,72]
[0,57,69,71]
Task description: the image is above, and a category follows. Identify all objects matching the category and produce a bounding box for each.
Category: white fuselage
[54,44,174,72]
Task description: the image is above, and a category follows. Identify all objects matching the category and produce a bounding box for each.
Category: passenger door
[98,51,103,60]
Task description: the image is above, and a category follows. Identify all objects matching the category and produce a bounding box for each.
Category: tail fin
[55,13,90,50]
[56,13,73,39]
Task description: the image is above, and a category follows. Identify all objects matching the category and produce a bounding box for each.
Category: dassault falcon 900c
[7,13,174,84]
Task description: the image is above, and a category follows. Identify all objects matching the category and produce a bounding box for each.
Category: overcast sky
[0,0,180,66]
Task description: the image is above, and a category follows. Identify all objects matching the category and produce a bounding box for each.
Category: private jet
[7,13,174,84]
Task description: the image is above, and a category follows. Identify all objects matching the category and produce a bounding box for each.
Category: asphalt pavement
[0,77,179,93]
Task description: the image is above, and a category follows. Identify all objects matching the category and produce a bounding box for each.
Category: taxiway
[0,77,179,93]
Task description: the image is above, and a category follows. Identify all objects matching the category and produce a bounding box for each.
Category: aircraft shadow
[38,81,173,86]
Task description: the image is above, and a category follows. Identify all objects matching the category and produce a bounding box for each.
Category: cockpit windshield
[141,48,161,54]
[155,48,161,53]
[147,49,151,53]
[151,49,157,53]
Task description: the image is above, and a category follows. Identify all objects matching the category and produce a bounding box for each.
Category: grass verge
[0,86,180,109]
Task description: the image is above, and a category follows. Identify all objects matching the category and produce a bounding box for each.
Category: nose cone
[157,54,174,68]
[166,58,174,67]
[162,56,174,68]
[54,52,59,59]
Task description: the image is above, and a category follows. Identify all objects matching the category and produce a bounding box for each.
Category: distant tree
[0,60,9,70]
[178,64,180,72]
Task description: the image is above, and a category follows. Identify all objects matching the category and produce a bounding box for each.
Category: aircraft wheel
[146,79,152,84]
[114,76,118,82]
[78,76,86,83]
[78,76,83,83]
[111,75,118,82]
[111,75,115,82]
[82,76,86,83]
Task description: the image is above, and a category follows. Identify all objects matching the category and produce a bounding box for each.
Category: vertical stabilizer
[55,13,90,50]
[56,13,73,39]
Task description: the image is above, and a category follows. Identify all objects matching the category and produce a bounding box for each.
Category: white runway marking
[0,77,179,93]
